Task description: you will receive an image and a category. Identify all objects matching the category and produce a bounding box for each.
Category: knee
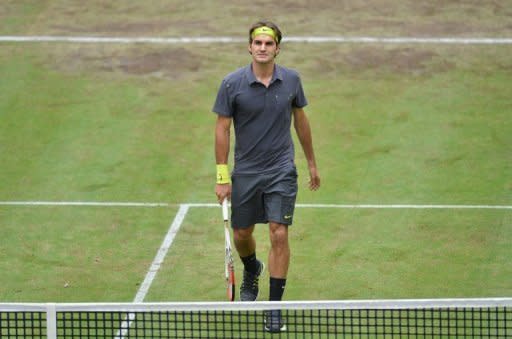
[233,227,254,242]
[269,223,288,247]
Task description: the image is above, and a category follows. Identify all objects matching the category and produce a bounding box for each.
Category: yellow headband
[251,26,277,42]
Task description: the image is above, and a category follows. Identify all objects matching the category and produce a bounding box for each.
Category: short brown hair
[249,21,282,45]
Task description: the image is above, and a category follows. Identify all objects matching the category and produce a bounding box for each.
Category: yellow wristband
[216,164,231,184]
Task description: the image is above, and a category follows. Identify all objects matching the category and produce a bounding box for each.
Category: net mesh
[1,299,511,338]
[0,311,46,338]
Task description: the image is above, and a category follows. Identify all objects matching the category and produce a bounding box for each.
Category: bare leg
[233,225,256,257]
[268,222,290,278]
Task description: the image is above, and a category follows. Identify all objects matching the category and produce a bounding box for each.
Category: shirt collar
[245,64,283,85]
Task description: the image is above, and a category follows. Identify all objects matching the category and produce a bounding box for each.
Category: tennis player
[213,20,320,332]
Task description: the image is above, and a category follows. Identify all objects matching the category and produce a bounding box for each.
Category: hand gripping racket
[222,199,236,301]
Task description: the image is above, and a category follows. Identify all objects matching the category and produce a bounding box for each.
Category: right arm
[215,114,232,203]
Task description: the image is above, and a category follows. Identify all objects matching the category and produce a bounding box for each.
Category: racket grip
[222,198,229,221]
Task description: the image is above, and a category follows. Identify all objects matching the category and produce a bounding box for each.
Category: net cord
[1,298,511,313]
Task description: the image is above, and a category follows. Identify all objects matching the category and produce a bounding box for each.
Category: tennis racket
[222,198,236,301]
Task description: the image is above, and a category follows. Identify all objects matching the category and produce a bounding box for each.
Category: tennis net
[1,298,511,338]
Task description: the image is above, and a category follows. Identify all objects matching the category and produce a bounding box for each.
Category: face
[248,34,280,64]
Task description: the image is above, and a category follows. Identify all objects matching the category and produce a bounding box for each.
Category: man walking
[213,21,320,332]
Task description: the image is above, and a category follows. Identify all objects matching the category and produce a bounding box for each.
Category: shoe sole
[264,324,287,333]
[264,309,286,333]
[264,317,287,332]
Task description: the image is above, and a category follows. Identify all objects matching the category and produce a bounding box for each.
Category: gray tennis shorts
[230,166,298,229]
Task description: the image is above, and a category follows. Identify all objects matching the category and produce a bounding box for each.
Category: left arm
[293,107,320,191]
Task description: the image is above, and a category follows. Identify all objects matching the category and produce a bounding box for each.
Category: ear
[248,44,252,55]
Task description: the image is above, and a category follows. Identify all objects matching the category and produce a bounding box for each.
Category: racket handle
[222,198,229,221]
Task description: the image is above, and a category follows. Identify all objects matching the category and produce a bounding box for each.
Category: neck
[252,61,275,85]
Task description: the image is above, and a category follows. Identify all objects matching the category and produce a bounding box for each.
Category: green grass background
[0,1,511,302]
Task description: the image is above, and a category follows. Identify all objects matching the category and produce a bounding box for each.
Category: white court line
[0,201,170,207]
[1,201,511,209]
[115,203,190,338]
[296,204,512,210]
[133,204,190,302]
[1,35,512,45]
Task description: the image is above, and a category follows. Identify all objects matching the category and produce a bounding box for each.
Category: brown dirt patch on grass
[57,46,202,79]
[117,48,200,77]
[345,47,437,72]
[312,46,456,76]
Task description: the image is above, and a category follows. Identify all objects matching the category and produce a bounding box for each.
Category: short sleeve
[212,79,234,117]
[292,76,308,108]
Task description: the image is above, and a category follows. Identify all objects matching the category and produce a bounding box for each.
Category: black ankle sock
[269,277,286,301]
[240,253,260,274]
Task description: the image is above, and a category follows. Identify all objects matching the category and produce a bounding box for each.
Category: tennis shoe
[240,260,264,301]
[264,310,286,333]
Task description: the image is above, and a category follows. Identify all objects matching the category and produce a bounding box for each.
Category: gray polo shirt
[213,64,308,175]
